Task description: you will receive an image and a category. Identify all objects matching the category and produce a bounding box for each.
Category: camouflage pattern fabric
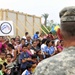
[33,46,75,75]
[59,6,75,22]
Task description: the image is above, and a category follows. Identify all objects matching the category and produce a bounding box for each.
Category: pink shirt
[26,50,32,56]
[57,45,63,50]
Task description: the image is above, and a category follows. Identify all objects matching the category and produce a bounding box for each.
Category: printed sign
[0,21,14,36]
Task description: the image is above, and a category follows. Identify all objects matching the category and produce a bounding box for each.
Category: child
[0,64,3,75]
[0,52,7,65]
[4,54,14,75]
[20,44,32,73]
[21,63,32,75]
[30,55,37,73]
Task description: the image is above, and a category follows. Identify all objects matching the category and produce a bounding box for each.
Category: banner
[0,21,14,36]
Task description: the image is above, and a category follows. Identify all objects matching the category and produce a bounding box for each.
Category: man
[47,32,54,40]
[33,31,39,40]
[25,35,32,45]
[33,6,75,75]
[22,32,29,40]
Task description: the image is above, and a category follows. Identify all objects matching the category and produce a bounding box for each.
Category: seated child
[30,54,37,73]
[0,52,7,65]
[3,54,14,75]
[21,63,32,75]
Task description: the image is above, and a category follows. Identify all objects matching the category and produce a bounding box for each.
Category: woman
[6,43,17,62]
[44,40,55,58]
[26,43,32,56]
[56,40,64,53]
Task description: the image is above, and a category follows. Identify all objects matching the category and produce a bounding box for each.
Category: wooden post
[25,15,26,32]
[6,9,8,20]
[1,9,3,20]
[25,14,27,32]
[40,17,42,34]
[16,13,18,36]
[33,16,35,35]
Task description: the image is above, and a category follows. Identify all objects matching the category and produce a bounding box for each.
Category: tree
[42,13,49,26]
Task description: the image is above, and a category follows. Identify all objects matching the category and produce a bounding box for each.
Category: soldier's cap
[59,6,75,22]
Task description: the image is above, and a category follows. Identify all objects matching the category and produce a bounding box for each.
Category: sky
[0,0,75,24]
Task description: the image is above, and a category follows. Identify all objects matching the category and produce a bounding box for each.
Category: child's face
[33,41,37,47]
[21,40,25,45]
[37,51,41,55]
[22,47,27,52]
[27,44,31,49]
[32,58,37,62]
[1,53,6,60]
[49,41,52,46]
[29,67,32,71]
[7,55,12,62]
[61,41,64,46]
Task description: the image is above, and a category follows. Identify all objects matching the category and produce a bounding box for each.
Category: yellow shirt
[0,58,7,65]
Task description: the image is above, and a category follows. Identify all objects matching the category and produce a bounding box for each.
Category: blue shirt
[20,52,30,69]
[48,46,55,55]
[44,46,50,54]
[33,34,38,39]
[22,69,32,75]
[44,46,55,55]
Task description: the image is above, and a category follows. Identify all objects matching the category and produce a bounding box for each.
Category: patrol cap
[59,6,75,22]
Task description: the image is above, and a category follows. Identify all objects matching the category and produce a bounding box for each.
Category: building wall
[0,9,41,38]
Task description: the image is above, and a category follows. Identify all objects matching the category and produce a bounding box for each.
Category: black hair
[48,32,52,34]
[36,31,39,34]
[32,40,36,44]
[49,32,52,34]
[60,40,63,43]
[21,38,25,42]
[11,38,15,41]
[0,64,3,70]
[31,54,37,59]
[6,54,13,58]
[26,43,30,47]
[26,63,32,70]
[22,44,27,48]
[1,52,6,57]
[25,32,28,35]
[7,43,14,49]
[42,39,47,44]
[46,40,51,46]
[51,40,55,45]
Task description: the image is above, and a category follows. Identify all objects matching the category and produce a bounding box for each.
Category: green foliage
[41,25,51,34]
[41,25,57,35]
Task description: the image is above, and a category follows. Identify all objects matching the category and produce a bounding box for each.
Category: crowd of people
[0,31,64,75]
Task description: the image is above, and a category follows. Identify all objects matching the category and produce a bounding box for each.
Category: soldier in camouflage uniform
[33,6,75,75]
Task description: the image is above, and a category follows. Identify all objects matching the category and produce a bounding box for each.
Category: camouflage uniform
[33,6,75,75]
[60,6,75,22]
[33,46,75,75]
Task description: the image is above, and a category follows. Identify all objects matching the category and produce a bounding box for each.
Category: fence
[0,9,42,38]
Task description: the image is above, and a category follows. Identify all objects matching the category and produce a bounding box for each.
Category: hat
[59,6,75,22]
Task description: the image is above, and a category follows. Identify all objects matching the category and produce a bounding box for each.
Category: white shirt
[41,44,46,52]
[22,36,26,39]
[21,69,31,75]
